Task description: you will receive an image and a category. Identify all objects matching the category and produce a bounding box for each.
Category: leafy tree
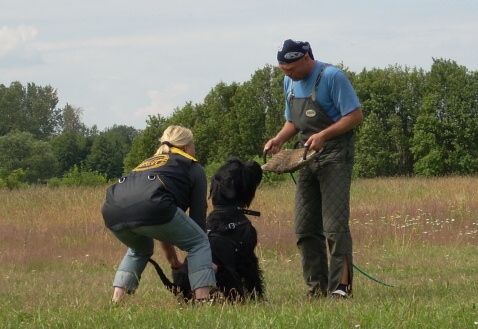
[84,125,139,179]
[86,124,100,137]
[193,82,240,164]
[354,113,394,177]
[0,82,24,136]
[0,130,58,183]
[0,82,61,139]
[263,66,289,147]
[58,103,87,135]
[50,132,90,175]
[166,102,199,130]
[232,65,285,160]
[166,66,284,166]
[412,59,478,175]
[123,114,166,172]
[165,103,217,166]
[4,61,478,183]
[84,134,123,179]
[354,65,426,176]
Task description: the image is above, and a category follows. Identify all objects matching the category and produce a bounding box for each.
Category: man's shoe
[329,289,347,299]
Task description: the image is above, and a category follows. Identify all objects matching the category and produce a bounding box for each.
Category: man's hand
[264,121,298,154]
[264,138,282,155]
[304,132,326,152]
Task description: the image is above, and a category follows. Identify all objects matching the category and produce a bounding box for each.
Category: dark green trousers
[294,143,354,296]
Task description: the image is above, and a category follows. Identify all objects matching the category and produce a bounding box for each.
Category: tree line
[1,58,477,188]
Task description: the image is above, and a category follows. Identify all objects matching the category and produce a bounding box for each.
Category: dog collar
[243,209,261,217]
[212,205,261,217]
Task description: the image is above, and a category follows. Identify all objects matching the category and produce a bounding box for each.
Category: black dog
[149,157,265,302]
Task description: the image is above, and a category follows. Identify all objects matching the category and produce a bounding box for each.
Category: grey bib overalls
[289,64,354,296]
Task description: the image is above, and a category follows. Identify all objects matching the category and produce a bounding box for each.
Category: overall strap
[287,82,295,103]
[311,64,330,102]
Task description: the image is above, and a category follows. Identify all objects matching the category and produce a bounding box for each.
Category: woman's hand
[159,241,182,269]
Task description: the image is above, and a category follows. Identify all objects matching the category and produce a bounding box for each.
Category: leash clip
[227,223,236,230]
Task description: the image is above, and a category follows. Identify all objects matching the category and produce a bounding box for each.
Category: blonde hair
[156,125,194,154]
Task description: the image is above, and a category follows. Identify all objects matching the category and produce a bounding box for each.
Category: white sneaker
[330,289,347,299]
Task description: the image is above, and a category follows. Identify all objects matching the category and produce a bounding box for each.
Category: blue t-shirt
[284,61,361,122]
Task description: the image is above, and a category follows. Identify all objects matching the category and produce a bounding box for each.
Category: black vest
[102,152,197,231]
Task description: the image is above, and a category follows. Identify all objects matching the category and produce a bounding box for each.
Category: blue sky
[1,0,477,130]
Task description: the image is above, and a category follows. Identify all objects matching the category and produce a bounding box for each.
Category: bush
[47,165,108,187]
[0,168,28,189]
[46,177,62,187]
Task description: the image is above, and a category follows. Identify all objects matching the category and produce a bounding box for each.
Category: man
[264,39,363,299]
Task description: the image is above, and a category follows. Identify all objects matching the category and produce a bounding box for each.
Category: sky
[1,0,477,131]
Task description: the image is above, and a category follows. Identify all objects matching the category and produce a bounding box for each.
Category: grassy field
[0,176,477,328]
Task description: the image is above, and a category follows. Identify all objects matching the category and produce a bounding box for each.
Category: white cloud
[0,25,42,67]
[135,84,191,119]
[0,25,38,55]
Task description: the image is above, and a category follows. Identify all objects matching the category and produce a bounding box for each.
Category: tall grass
[0,177,477,328]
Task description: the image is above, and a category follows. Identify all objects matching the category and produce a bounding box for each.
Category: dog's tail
[148,258,176,290]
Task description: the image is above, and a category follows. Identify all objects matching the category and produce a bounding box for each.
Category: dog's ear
[240,161,263,207]
[244,161,263,186]
[209,172,237,203]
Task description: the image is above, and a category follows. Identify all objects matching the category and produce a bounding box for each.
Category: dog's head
[209,157,262,208]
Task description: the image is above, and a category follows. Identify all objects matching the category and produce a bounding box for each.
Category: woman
[101,125,215,303]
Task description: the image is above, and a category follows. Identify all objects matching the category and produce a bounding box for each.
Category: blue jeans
[112,208,215,292]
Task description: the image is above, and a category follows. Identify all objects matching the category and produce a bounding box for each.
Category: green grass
[1,178,477,328]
